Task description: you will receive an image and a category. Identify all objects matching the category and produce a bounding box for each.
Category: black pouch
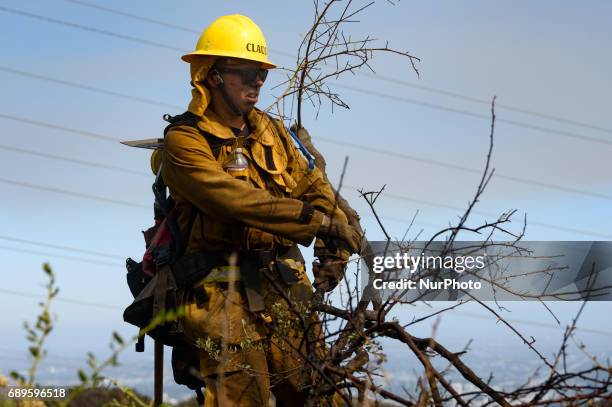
[126,258,151,297]
[275,259,300,285]
[123,264,183,347]
[172,343,205,404]
[123,251,224,346]
[172,343,205,389]
[275,245,306,285]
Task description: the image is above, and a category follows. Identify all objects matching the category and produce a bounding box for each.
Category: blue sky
[1,0,611,397]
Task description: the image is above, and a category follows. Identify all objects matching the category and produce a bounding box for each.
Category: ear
[206,69,223,88]
[204,76,215,89]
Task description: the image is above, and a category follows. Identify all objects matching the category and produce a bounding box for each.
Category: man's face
[211,58,268,113]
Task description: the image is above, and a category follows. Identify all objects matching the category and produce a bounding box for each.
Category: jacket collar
[197,108,276,146]
[196,109,235,140]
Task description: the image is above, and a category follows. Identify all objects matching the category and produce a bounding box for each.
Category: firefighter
[161,14,361,406]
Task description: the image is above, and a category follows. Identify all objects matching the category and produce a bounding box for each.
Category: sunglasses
[216,66,269,84]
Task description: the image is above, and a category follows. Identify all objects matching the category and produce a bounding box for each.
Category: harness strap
[266,114,315,171]
[172,250,225,289]
[163,111,198,136]
[239,254,266,313]
[152,263,171,322]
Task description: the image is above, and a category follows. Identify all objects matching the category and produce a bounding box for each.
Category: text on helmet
[246,43,267,55]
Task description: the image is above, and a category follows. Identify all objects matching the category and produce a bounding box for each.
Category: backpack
[122,111,214,404]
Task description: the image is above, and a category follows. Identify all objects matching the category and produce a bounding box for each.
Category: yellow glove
[316,214,362,254]
[313,256,346,292]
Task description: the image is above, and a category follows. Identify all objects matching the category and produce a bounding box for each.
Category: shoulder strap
[162,111,199,137]
[162,111,233,160]
[158,111,201,259]
[265,114,315,171]
[199,131,235,160]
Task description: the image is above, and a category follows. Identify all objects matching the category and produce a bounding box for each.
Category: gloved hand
[316,214,362,254]
[313,256,346,292]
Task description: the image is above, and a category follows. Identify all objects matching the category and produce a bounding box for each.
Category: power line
[360,72,612,136]
[0,348,90,366]
[0,113,121,143]
[2,288,612,338]
[6,167,598,248]
[0,63,280,114]
[0,215,421,269]
[316,136,612,202]
[344,187,612,240]
[0,66,183,110]
[0,288,122,310]
[0,172,412,237]
[0,5,187,52]
[0,143,149,177]
[0,2,608,239]
[0,347,155,369]
[0,354,86,370]
[7,0,612,338]
[357,210,440,230]
[2,112,611,203]
[333,83,612,147]
[0,235,125,259]
[1,120,610,237]
[0,63,272,113]
[62,0,296,57]
[423,306,612,337]
[64,0,200,34]
[0,166,607,243]
[0,177,148,209]
[3,4,611,147]
[61,0,612,136]
[0,245,122,267]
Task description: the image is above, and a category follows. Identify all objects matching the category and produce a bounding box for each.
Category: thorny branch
[256,1,611,405]
[264,93,610,404]
[266,0,419,125]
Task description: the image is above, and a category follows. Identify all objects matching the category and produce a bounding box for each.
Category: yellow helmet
[182,14,276,69]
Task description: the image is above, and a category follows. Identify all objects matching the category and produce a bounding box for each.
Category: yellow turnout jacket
[162,107,349,261]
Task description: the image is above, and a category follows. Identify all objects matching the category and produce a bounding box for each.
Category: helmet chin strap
[211,69,243,117]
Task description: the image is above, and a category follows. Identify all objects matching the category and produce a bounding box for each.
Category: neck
[210,93,245,129]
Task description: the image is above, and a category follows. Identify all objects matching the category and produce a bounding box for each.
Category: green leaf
[77,369,88,384]
[92,372,104,387]
[112,332,125,345]
[42,309,50,319]
[43,263,52,276]
[29,346,40,358]
[10,370,25,383]
[87,352,97,368]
